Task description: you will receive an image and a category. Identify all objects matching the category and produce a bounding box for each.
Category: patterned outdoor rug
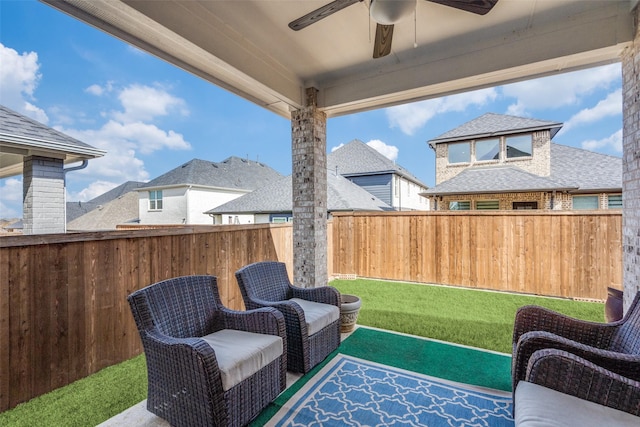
[266,354,514,426]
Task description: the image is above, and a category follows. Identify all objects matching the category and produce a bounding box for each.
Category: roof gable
[328,139,427,187]
[140,157,283,190]
[428,113,563,146]
[207,172,391,214]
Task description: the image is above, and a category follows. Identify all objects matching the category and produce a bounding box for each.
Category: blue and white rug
[267,354,513,426]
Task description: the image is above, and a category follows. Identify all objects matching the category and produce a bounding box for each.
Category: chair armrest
[143,330,226,411]
[291,285,340,307]
[513,305,615,351]
[525,348,640,416]
[220,306,286,338]
[513,331,640,390]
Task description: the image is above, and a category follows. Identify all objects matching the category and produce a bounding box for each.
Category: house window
[475,139,500,161]
[608,194,622,209]
[449,201,470,210]
[506,135,532,158]
[476,200,499,210]
[573,195,599,210]
[448,142,470,164]
[149,190,163,210]
[270,214,293,223]
[513,201,538,210]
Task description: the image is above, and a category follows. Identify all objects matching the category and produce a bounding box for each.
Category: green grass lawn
[330,279,604,354]
[0,279,605,426]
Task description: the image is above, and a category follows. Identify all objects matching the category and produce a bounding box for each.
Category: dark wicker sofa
[513,291,640,393]
[514,348,640,425]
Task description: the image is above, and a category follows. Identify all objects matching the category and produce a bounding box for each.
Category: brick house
[423,113,622,211]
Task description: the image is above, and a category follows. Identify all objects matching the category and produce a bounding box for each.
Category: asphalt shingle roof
[207,171,391,214]
[428,113,563,146]
[0,104,103,155]
[328,139,427,187]
[550,143,621,191]
[425,143,621,196]
[67,192,140,231]
[140,157,283,191]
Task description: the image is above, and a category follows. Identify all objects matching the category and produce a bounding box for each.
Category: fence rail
[331,211,622,300]
[0,212,622,411]
[0,224,293,411]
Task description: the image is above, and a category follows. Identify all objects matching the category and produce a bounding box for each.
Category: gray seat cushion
[290,298,340,336]
[201,329,283,391]
[515,381,640,427]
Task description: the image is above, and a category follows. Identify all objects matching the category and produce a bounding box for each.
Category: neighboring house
[66,181,145,230]
[0,105,105,234]
[206,171,392,224]
[328,139,429,211]
[423,113,622,211]
[67,192,140,231]
[137,157,283,225]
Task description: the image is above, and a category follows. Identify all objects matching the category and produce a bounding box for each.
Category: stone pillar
[291,88,328,288]
[622,5,640,310]
[23,156,66,235]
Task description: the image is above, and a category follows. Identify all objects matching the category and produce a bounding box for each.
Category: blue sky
[0,0,624,219]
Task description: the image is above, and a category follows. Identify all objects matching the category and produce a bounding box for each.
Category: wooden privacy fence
[332,211,622,300]
[0,224,293,412]
[0,212,622,411]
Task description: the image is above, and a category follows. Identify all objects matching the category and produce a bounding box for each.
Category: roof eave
[0,133,106,158]
[428,123,563,147]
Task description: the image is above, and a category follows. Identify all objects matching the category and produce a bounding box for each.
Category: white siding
[393,176,430,211]
[138,186,250,225]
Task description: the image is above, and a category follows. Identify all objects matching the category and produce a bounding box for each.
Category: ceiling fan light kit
[289,0,499,59]
[370,0,416,25]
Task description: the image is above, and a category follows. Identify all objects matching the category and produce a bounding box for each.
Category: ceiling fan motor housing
[370,0,417,25]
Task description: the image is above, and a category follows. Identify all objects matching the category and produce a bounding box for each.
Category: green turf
[0,279,604,425]
[0,354,146,427]
[330,279,605,354]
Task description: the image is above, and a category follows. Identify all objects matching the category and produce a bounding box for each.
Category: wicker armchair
[235,261,341,373]
[512,291,640,393]
[127,275,287,427]
[523,348,640,416]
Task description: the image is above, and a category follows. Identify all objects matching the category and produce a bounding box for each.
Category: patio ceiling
[41,0,636,119]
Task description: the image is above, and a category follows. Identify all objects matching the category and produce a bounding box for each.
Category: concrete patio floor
[98,329,355,426]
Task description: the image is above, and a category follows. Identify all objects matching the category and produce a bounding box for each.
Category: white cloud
[0,178,23,220]
[85,84,104,96]
[561,89,622,133]
[66,180,121,202]
[55,84,192,200]
[367,139,398,161]
[503,64,620,115]
[113,84,189,123]
[85,81,114,96]
[386,87,497,135]
[99,120,191,154]
[581,129,623,153]
[0,43,48,123]
[331,143,345,152]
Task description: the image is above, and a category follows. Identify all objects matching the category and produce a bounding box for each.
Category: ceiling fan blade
[426,0,498,15]
[289,0,362,31]
[373,24,394,58]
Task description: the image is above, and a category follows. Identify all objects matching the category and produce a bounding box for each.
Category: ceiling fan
[289,0,499,59]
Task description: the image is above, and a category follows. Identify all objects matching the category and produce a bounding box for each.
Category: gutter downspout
[63,160,89,233]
